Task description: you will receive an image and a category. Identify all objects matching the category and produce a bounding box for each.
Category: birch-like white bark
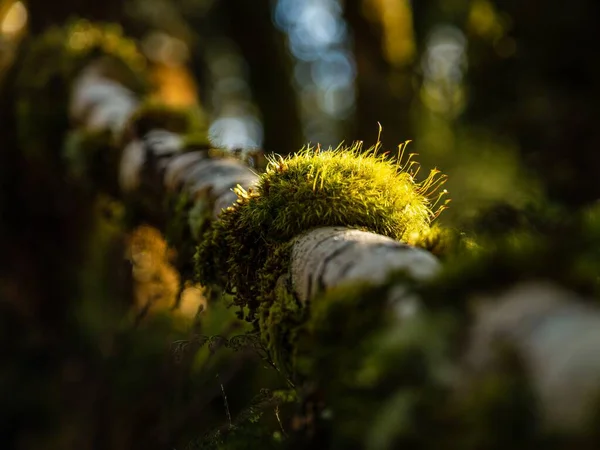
[71,63,139,135]
[119,139,146,193]
[464,281,600,432]
[164,152,208,191]
[70,59,600,431]
[290,227,441,304]
[70,63,258,207]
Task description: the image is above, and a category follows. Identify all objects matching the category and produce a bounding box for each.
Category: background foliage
[1,0,599,448]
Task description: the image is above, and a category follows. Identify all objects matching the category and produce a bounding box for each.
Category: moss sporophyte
[195,141,450,370]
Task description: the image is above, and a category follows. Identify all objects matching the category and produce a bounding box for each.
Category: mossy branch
[17,20,600,449]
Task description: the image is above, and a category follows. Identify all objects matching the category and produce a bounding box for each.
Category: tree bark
[16,21,600,447]
[72,57,600,437]
[191,0,303,155]
[464,281,600,433]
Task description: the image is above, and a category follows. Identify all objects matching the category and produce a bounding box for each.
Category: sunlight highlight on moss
[236,140,448,243]
[196,141,449,326]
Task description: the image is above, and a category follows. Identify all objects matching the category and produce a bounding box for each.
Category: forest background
[1,1,599,449]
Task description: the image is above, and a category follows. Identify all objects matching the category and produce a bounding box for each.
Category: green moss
[410,223,477,258]
[163,190,198,281]
[76,194,130,322]
[196,144,448,327]
[239,144,445,243]
[420,210,600,319]
[63,128,121,195]
[189,388,295,450]
[125,101,208,142]
[290,273,459,449]
[188,198,213,241]
[295,279,396,383]
[257,272,305,377]
[293,267,451,384]
[316,203,600,449]
[350,336,540,450]
[450,346,540,450]
[183,131,213,151]
[117,103,213,235]
[16,19,149,162]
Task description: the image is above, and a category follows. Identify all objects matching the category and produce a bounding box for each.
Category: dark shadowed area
[1,1,599,449]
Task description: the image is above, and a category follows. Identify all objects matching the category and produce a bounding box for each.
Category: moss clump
[257,272,305,378]
[62,128,118,192]
[419,204,600,319]
[350,311,457,449]
[190,389,295,450]
[119,103,213,234]
[124,101,209,143]
[236,143,446,244]
[16,19,148,162]
[318,203,600,449]
[197,143,449,327]
[410,224,476,258]
[163,191,213,283]
[289,272,459,449]
[294,278,399,383]
[352,328,539,450]
[449,346,540,450]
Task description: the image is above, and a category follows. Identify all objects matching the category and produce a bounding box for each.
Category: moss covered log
[44,21,455,446]
[15,20,600,449]
[52,20,449,371]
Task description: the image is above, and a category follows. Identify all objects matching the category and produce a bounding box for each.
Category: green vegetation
[196,143,449,320]
[3,4,600,449]
[15,19,148,161]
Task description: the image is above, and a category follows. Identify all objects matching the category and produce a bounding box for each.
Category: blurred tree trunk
[0,54,83,329]
[222,0,302,154]
[0,1,132,355]
[192,0,302,155]
[464,0,600,206]
[343,0,415,151]
[15,0,129,320]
